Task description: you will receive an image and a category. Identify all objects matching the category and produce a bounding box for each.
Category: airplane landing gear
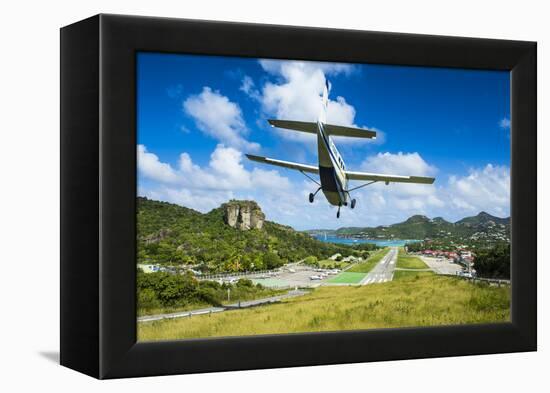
[344,181,378,211]
[337,204,341,218]
[309,186,322,203]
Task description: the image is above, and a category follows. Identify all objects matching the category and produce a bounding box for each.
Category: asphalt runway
[360,247,398,285]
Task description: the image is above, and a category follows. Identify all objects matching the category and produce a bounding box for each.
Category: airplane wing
[246,154,319,174]
[345,170,435,184]
[268,119,376,139]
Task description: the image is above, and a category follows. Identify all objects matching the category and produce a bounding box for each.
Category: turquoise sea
[313,234,421,247]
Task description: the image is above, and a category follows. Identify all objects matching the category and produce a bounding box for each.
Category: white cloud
[360,151,439,199]
[350,154,509,223]
[447,164,510,217]
[240,75,254,93]
[361,152,437,177]
[178,145,255,191]
[353,152,443,219]
[239,75,260,100]
[137,145,179,184]
[138,144,292,213]
[259,59,356,77]
[208,145,252,187]
[183,87,260,151]
[499,117,511,129]
[260,63,326,123]
[139,144,509,229]
[253,60,381,146]
[140,185,235,214]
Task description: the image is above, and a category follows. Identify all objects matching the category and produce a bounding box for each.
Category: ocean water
[313,234,420,247]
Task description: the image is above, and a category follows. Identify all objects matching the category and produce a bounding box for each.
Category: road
[360,247,398,285]
[138,289,307,323]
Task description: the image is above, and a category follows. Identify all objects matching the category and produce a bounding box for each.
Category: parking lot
[251,266,336,288]
[419,256,463,275]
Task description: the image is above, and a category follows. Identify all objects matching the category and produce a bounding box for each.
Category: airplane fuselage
[317,121,349,206]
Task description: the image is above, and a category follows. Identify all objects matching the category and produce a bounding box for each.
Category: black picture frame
[60,14,537,379]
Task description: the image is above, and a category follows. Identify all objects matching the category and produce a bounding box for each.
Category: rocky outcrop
[222,200,265,230]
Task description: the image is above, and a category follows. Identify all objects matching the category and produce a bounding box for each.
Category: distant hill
[137,197,370,272]
[455,211,509,227]
[306,212,510,242]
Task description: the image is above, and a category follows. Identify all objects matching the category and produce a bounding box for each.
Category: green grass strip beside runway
[347,248,390,273]
[396,250,429,269]
[326,272,367,284]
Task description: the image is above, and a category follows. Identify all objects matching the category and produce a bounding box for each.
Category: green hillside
[310,211,510,244]
[455,211,509,226]
[137,197,376,273]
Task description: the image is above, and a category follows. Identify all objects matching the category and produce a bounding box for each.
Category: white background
[0,0,546,391]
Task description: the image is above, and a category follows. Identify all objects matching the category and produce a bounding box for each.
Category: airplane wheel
[351,199,356,209]
[309,193,314,203]
[337,210,340,218]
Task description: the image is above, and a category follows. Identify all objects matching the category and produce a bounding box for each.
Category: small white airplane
[246,80,435,218]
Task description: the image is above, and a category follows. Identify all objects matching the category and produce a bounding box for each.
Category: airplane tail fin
[319,79,331,123]
[268,79,377,139]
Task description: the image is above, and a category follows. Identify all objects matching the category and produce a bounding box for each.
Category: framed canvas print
[60,14,536,379]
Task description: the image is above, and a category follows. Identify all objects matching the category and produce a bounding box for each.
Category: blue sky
[137,52,510,230]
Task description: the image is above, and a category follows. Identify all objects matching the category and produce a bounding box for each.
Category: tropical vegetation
[137,270,282,316]
[137,197,377,273]
[472,243,510,279]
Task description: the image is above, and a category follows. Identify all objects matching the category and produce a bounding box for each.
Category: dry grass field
[138,275,510,341]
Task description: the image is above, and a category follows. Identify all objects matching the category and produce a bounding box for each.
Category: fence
[450,274,511,287]
[197,268,284,281]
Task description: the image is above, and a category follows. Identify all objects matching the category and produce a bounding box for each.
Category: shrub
[236,278,254,287]
[303,256,318,265]
[263,252,283,269]
[474,244,510,279]
[138,288,160,310]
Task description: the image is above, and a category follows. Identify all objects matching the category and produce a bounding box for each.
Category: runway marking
[359,247,398,286]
